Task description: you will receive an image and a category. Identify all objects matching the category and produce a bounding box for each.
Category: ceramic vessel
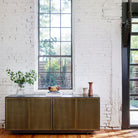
[88,82,93,96]
[83,88,88,96]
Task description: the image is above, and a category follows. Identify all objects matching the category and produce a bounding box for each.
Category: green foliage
[46,59,59,72]
[40,37,57,56]
[132,24,138,32]
[40,0,49,13]
[44,58,60,86]
[130,100,138,108]
[6,69,37,88]
[62,0,71,10]
[61,59,67,87]
[131,36,138,49]
[44,58,68,87]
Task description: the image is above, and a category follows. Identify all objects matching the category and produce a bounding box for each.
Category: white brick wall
[0,0,124,129]
[73,0,122,129]
[0,0,35,128]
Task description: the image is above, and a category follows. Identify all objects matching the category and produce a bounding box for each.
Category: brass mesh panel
[77,98,100,130]
[6,98,28,130]
[53,98,76,130]
[29,98,52,130]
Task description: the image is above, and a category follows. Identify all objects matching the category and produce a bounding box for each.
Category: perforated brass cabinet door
[77,98,100,130]
[53,98,76,130]
[29,98,52,130]
[6,98,28,130]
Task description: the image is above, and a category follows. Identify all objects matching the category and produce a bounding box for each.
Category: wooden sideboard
[5,94,100,133]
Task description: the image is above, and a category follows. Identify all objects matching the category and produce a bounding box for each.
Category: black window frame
[122,2,138,129]
[38,0,73,90]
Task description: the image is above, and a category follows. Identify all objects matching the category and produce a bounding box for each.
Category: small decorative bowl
[48,86,60,92]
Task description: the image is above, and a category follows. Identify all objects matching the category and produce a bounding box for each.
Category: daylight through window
[38,0,72,89]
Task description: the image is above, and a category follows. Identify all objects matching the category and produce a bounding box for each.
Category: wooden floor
[0,129,138,138]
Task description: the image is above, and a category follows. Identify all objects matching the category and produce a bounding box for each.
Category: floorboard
[0,129,138,138]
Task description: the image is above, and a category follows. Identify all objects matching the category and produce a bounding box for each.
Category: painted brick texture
[0,0,123,129]
[0,0,35,128]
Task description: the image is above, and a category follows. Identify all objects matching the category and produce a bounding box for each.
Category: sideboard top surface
[6,94,99,98]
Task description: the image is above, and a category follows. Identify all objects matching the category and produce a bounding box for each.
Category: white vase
[83,88,88,96]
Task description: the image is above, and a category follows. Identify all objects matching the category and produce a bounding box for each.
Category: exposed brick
[0,0,124,129]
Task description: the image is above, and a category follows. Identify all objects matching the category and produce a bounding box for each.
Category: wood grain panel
[77,98,100,130]
[6,98,28,130]
[53,98,76,130]
[29,98,52,130]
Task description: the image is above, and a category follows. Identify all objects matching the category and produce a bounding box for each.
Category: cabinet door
[53,98,76,130]
[29,98,52,130]
[6,98,28,130]
[77,98,100,130]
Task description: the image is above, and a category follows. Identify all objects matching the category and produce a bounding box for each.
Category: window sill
[34,89,75,95]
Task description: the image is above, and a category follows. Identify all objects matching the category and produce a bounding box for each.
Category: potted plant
[6,69,37,94]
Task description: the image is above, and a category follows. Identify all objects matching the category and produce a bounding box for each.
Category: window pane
[61,42,71,55]
[130,111,138,125]
[61,0,71,13]
[132,24,138,32]
[50,73,60,86]
[39,73,50,88]
[40,14,49,27]
[130,51,138,64]
[40,0,49,13]
[40,41,50,55]
[132,18,138,23]
[61,57,71,72]
[130,97,138,110]
[40,28,49,41]
[51,14,60,27]
[51,28,60,41]
[51,0,60,13]
[50,42,60,55]
[130,66,138,79]
[61,14,71,27]
[130,81,138,94]
[131,36,138,49]
[50,57,60,72]
[61,73,71,88]
[61,28,71,41]
[39,57,50,72]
